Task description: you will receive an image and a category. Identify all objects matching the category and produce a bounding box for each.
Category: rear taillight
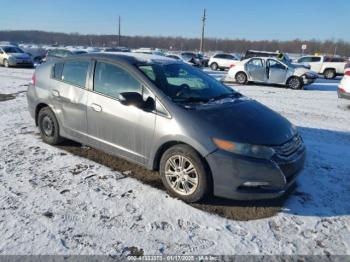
[229,64,236,68]
[345,70,350,77]
[31,73,36,86]
[338,87,346,93]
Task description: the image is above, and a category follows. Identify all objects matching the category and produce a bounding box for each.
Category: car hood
[9,53,31,59]
[188,99,296,146]
[291,62,310,69]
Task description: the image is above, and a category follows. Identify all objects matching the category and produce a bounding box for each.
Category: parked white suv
[338,63,350,100]
[297,55,347,79]
[209,53,239,71]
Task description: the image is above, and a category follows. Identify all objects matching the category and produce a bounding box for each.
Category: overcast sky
[2,0,349,41]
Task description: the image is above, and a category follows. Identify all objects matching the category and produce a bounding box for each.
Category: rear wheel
[324,69,336,79]
[210,62,218,71]
[159,144,211,203]
[287,76,303,89]
[38,107,64,145]
[3,59,9,68]
[235,72,248,84]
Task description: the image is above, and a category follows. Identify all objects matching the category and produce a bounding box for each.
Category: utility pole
[118,16,121,46]
[200,9,206,53]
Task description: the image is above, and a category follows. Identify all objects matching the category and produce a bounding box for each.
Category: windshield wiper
[173,97,210,103]
[210,92,241,101]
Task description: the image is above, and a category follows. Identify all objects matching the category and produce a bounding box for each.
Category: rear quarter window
[52,63,64,80]
[52,60,90,88]
[61,60,90,87]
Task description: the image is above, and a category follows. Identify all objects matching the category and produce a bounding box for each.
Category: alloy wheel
[236,72,247,84]
[289,77,301,89]
[164,155,198,196]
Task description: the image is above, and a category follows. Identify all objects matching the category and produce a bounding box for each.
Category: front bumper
[302,74,317,85]
[206,141,306,200]
[9,59,33,67]
[338,87,350,100]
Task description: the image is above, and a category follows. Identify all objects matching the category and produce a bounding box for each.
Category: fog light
[242,181,269,187]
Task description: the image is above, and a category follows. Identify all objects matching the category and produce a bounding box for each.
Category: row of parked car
[1,42,349,94]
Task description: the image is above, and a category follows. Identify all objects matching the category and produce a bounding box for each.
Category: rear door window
[61,60,90,87]
[267,59,286,70]
[93,61,142,99]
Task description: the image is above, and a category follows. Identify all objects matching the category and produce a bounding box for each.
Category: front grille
[274,135,303,158]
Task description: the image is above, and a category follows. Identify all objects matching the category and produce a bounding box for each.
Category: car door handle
[52,90,60,97]
[90,103,102,112]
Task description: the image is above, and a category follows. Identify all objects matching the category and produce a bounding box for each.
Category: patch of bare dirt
[58,141,290,221]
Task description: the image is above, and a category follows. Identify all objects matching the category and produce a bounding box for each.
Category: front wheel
[38,107,64,145]
[159,144,211,203]
[287,76,303,89]
[3,59,9,68]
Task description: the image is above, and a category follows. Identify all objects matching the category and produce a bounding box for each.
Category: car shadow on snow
[55,126,350,221]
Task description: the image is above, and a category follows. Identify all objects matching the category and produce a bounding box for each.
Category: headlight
[213,138,275,159]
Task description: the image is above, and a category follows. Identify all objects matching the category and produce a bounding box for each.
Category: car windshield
[3,46,24,53]
[138,62,238,103]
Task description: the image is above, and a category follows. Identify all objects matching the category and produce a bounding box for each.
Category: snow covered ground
[0,67,349,256]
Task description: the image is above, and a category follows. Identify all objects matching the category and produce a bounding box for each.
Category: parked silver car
[27,53,306,202]
[226,57,318,89]
[0,45,33,67]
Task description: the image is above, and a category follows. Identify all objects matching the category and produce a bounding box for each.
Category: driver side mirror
[119,92,155,112]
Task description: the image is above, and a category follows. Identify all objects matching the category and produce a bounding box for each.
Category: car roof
[243,56,286,62]
[0,45,18,48]
[246,50,279,54]
[245,56,276,60]
[63,52,176,65]
[213,53,235,56]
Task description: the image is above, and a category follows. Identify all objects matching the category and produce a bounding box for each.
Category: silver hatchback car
[27,53,306,202]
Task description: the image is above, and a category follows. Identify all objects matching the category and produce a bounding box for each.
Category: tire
[3,59,9,68]
[159,144,211,203]
[38,107,64,145]
[235,72,248,84]
[210,62,218,71]
[323,69,336,79]
[287,76,303,90]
